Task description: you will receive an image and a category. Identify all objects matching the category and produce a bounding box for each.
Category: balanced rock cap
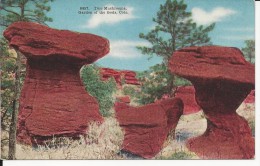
[168,46,255,85]
[3,21,109,64]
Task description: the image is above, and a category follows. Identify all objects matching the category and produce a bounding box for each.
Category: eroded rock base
[186,114,254,159]
[17,58,103,145]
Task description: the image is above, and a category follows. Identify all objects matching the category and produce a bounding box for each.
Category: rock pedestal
[115,98,183,159]
[169,46,255,159]
[4,22,109,145]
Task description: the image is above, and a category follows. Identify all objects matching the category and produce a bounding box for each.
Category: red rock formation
[244,90,255,104]
[100,68,140,86]
[121,70,140,85]
[114,102,132,112]
[115,98,184,159]
[4,22,109,145]
[169,46,255,159]
[100,68,121,84]
[175,86,201,115]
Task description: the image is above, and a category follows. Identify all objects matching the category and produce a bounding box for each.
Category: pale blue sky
[3,0,256,71]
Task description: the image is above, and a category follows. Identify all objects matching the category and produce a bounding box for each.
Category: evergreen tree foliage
[0,0,54,27]
[242,40,255,64]
[136,64,191,105]
[137,0,215,104]
[81,64,117,117]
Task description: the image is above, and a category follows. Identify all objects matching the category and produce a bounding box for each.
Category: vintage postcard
[0,0,255,160]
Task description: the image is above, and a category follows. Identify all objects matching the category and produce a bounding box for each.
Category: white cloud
[192,7,237,25]
[82,4,136,28]
[106,40,151,59]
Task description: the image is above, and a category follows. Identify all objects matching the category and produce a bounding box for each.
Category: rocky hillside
[100,68,140,86]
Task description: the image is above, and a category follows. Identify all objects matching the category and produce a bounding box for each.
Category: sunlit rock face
[115,98,184,159]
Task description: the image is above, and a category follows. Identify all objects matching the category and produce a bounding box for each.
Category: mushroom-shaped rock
[115,98,184,159]
[169,46,255,159]
[175,86,201,115]
[4,22,109,145]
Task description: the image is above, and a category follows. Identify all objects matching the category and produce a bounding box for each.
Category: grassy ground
[1,103,255,160]
[2,117,125,159]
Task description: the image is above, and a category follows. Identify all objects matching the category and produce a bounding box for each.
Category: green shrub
[81,64,117,117]
[249,120,255,137]
[157,151,193,160]
[175,75,191,87]
[136,64,191,105]
[122,86,136,97]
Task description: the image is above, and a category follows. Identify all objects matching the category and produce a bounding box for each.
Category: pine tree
[137,0,215,104]
[0,0,54,159]
[0,0,54,27]
[242,40,255,64]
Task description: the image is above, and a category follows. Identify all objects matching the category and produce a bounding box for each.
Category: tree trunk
[167,71,176,97]
[8,52,21,160]
[1,108,9,130]
[166,74,176,140]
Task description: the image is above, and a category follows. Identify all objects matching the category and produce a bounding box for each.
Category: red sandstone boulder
[175,86,201,115]
[121,70,136,77]
[122,70,140,85]
[169,46,255,159]
[100,68,122,85]
[100,67,140,86]
[4,22,109,145]
[114,102,132,111]
[4,22,109,64]
[124,79,140,85]
[116,98,184,159]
